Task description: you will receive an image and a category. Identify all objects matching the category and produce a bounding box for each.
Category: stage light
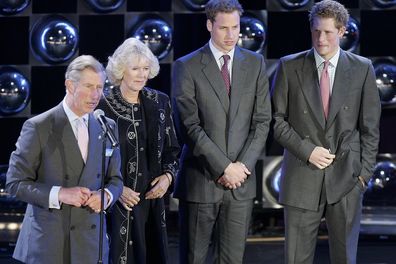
[373,60,396,106]
[279,0,310,10]
[364,161,396,206]
[0,0,29,15]
[131,18,173,60]
[261,156,283,208]
[238,15,266,53]
[340,17,359,52]
[84,0,124,13]
[30,15,79,64]
[0,67,30,115]
[181,0,209,11]
[371,0,396,8]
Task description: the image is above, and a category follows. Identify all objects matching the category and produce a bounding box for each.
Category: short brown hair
[309,0,349,29]
[205,0,243,23]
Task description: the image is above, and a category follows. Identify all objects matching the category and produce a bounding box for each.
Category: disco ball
[373,61,396,106]
[238,15,266,53]
[0,0,30,15]
[371,0,396,8]
[103,78,115,97]
[364,161,396,206]
[131,18,173,60]
[181,0,209,11]
[30,15,79,64]
[340,17,359,52]
[0,67,30,115]
[279,0,310,9]
[84,0,124,13]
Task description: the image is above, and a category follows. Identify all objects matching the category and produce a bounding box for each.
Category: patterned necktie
[320,60,330,119]
[76,117,89,163]
[221,54,231,95]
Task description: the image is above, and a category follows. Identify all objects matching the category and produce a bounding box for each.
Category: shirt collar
[313,48,340,69]
[62,98,89,124]
[209,39,235,63]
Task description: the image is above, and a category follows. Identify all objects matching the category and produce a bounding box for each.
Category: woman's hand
[119,186,140,211]
[145,174,171,200]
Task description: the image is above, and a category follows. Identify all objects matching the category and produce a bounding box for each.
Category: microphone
[94,109,119,148]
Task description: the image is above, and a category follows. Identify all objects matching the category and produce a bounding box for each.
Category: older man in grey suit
[6,55,123,264]
[172,0,271,263]
[271,1,381,263]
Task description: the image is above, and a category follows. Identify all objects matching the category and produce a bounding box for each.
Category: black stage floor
[1,235,395,263]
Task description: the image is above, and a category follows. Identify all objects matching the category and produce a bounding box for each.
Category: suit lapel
[326,50,351,128]
[201,44,230,113]
[229,47,247,126]
[297,50,326,129]
[53,103,84,179]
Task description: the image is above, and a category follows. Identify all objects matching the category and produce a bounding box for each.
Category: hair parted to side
[106,37,160,86]
[309,0,349,29]
[65,55,105,83]
[205,0,243,23]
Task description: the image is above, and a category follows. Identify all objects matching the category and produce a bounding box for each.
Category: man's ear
[65,79,74,94]
[206,19,212,32]
[338,26,346,37]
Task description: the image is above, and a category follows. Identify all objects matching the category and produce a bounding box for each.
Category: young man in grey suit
[271,1,381,263]
[171,0,271,263]
[6,55,123,264]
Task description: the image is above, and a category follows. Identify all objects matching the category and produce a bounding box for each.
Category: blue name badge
[105,148,114,157]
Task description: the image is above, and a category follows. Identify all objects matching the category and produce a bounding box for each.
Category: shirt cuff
[49,186,62,209]
[104,188,113,209]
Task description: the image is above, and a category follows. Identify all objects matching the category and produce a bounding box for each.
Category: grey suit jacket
[6,103,123,264]
[272,49,381,211]
[172,44,271,203]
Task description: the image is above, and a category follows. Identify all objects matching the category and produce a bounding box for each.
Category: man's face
[311,17,345,60]
[207,10,240,53]
[65,68,104,116]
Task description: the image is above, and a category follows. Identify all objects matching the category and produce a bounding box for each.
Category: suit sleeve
[272,59,316,162]
[172,60,231,178]
[6,120,53,209]
[358,61,381,183]
[236,56,272,171]
[104,119,123,207]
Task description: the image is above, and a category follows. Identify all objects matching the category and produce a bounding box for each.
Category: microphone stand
[97,131,116,264]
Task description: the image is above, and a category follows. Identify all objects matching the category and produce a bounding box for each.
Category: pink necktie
[221,55,231,95]
[76,117,89,163]
[320,61,330,119]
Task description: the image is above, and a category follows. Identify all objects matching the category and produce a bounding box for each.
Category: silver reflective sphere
[279,0,309,9]
[371,0,396,8]
[238,15,266,53]
[181,0,209,11]
[364,161,396,206]
[0,67,30,115]
[84,0,124,13]
[340,17,359,52]
[0,0,30,15]
[132,18,173,60]
[374,61,396,106]
[30,15,79,64]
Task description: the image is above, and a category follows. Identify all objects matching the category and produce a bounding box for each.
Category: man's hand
[309,147,336,169]
[145,174,171,200]
[119,186,140,211]
[218,162,251,189]
[58,186,91,207]
[85,190,109,213]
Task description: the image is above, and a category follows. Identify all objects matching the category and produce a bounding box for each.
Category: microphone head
[93,109,105,120]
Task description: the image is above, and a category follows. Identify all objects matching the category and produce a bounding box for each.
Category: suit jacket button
[70,226,75,230]
[65,175,69,180]
[303,110,308,114]
[97,173,100,178]
[91,224,96,229]
[305,135,310,138]
[344,106,349,110]
[129,240,133,246]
